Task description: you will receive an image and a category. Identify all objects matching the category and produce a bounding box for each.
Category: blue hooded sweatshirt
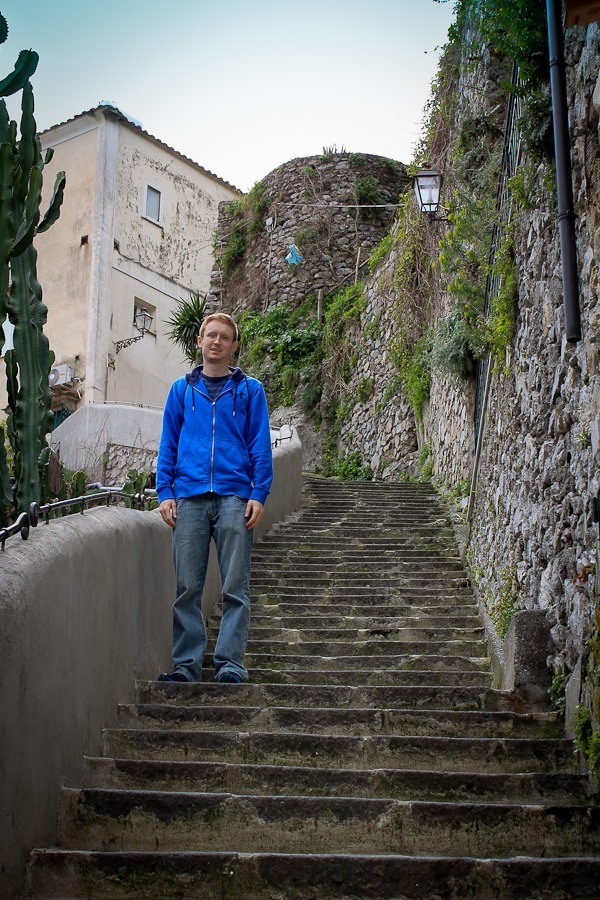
[156,365,273,505]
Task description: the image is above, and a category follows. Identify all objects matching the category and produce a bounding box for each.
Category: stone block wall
[209,153,408,314]
[331,247,419,480]
[203,18,599,701]
[463,25,599,688]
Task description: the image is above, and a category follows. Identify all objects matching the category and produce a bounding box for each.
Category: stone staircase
[27,476,600,898]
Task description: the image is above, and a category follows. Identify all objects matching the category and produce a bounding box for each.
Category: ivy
[468,0,549,91]
[238,301,322,409]
[220,180,268,276]
[323,446,373,481]
[322,284,366,349]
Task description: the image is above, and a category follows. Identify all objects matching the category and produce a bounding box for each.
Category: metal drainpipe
[546,0,582,342]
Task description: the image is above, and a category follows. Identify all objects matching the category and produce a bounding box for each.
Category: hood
[185,364,245,387]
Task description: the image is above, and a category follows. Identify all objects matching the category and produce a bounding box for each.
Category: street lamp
[115,308,154,354]
[412,163,448,221]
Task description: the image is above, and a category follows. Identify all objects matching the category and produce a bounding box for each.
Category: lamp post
[412,163,448,221]
[115,308,154,354]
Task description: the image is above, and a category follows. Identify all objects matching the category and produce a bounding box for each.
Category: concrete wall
[0,431,302,899]
[51,403,164,483]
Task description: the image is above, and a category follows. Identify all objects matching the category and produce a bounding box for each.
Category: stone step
[28,476,600,897]
[253,577,470,589]
[239,638,489,658]
[82,757,596,804]
[233,653,492,672]
[252,585,473,613]
[255,550,460,562]
[26,849,600,900]
[101,729,579,774]
[134,682,534,714]
[251,599,480,614]
[56,787,600,857]
[252,572,469,584]
[252,547,462,558]
[225,627,487,645]
[199,667,494,687]
[117,704,560,739]
[251,560,468,574]
[284,519,450,529]
[255,534,457,547]
[248,609,481,624]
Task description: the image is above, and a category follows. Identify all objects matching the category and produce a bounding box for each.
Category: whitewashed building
[27,103,239,414]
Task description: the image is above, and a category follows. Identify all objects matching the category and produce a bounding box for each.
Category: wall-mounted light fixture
[412,163,448,221]
[115,307,153,354]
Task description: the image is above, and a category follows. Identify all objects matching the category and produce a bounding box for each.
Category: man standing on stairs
[155,312,273,684]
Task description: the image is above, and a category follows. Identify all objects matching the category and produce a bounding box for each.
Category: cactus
[0,13,66,523]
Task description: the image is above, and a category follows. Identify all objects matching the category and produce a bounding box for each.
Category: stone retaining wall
[209,153,408,314]
[204,19,599,705]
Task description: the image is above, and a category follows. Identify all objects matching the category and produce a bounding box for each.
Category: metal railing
[473,63,523,446]
[468,65,522,525]
[0,486,155,550]
[271,424,294,447]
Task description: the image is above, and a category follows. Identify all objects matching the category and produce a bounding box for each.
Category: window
[144,183,162,225]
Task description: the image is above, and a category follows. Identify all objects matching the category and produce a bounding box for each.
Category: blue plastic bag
[285,244,302,265]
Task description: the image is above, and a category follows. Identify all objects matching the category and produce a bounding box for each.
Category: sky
[1,0,456,193]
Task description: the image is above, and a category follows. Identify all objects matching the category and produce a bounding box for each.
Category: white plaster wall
[51,403,163,482]
[105,125,239,407]
[1,107,240,416]
[105,259,189,407]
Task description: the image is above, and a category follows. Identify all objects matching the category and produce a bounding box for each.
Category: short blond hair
[199,313,239,342]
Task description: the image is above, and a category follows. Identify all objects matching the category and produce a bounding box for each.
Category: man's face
[198,320,238,365]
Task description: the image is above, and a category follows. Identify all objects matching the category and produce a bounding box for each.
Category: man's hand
[159,498,177,529]
[245,499,264,530]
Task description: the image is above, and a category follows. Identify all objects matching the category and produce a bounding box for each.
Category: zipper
[208,384,234,492]
[209,401,216,491]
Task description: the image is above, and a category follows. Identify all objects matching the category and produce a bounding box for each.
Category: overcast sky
[1,0,456,192]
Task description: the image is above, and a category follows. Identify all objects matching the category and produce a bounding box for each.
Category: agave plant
[165,290,206,366]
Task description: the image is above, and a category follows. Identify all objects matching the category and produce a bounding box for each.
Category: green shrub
[357,376,375,403]
[368,231,396,274]
[324,449,373,481]
[295,226,321,248]
[301,381,323,411]
[349,153,366,167]
[493,566,520,638]
[549,673,566,714]
[418,442,434,481]
[238,304,322,410]
[355,174,386,207]
[431,310,477,379]
[574,705,593,755]
[165,291,207,365]
[389,330,432,423]
[323,284,366,347]
[221,226,247,276]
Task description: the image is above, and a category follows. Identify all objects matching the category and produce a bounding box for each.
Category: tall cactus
[0,12,66,524]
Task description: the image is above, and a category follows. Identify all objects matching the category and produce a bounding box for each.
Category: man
[156,312,273,684]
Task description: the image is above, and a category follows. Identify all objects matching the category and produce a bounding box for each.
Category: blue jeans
[170,493,253,682]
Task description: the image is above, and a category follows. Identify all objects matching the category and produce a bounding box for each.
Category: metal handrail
[1,486,154,550]
[0,512,31,549]
[271,424,294,448]
[469,64,522,525]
